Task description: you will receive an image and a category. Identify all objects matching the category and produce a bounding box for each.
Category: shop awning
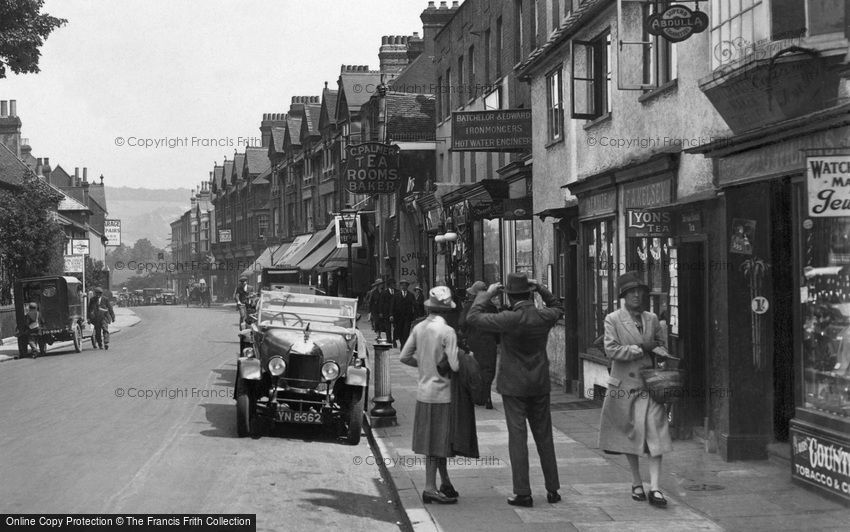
[273,234,313,267]
[277,222,335,268]
[240,243,290,278]
[319,245,371,271]
[297,237,338,272]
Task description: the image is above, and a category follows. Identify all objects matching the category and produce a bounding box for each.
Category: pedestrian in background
[459,281,500,409]
[400,286,460,504]
[393,279,417,347]
[365,278,383,331]
[466,273,563,507]
[87,287,115,350]
[378,278,396,346]
[413,286,426,319]
[599,271,673,507]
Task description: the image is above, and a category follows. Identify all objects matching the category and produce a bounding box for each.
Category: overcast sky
[0,0,427,189]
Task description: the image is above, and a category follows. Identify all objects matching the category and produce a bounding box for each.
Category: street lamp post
[340,205,358,298]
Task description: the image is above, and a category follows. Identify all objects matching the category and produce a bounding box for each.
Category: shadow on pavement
[198,401,337,443]
[302,481,400,525]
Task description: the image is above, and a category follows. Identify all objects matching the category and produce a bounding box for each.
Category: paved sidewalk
[0,307,141,362]
[360,323,850,532]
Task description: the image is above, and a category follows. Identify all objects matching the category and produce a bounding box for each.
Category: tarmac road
[0,304,406,531]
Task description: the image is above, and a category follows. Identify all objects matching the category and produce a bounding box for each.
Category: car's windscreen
[258,291,357,329]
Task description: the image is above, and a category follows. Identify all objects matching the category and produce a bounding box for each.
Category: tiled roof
[302,103,322,138]
[245,146,268,175]
[56,187,90,212]
[270,127,286,153]
[385,92,436,142]
[320,88,339,129]
[515,0,611,81]
[49,165,73,187]
[88,184,107,213]
[222,159,234,187]
[285,116,303,147]
[338,69,381,112]
[0,141,31,186]
[232,153,245,183]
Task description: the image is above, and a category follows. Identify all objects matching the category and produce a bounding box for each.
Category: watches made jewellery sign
[807,155,850,217]
[344,142,401,194]
[646,3,708,43]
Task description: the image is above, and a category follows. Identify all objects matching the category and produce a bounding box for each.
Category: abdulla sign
[344,142,401,194]
[646,4,708,43]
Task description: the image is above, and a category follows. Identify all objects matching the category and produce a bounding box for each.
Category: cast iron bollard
[370,332,397,426]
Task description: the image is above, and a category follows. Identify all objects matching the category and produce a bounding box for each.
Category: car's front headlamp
[321,361,340,381]
[268,356,286,376]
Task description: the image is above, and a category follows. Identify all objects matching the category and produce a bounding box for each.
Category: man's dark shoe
[422,490,457,504]
[104,345,109,350]
[507,494,533,507]
[439,483,459,498]
[547,491,561,503]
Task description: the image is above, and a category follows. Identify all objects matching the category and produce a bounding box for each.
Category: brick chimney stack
[0,99,23,157]
[74,167,80,186]
[42,157,52,183]
[260,112,288,148]
[419,1,460,67]
[379,35,414,78]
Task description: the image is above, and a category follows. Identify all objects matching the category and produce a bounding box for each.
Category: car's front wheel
[235,384,256,438]
[344,387,364,445]
[73,325,82,353]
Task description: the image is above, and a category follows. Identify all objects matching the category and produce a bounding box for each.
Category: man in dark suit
[377,279,396,345]
[392,279,417,347]
[466,272,563,507]
[87,287,116,350]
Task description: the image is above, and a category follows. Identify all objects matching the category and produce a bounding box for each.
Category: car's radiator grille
[284,353,323,389]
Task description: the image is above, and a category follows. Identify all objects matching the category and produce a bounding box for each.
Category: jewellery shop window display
[583,219,616,347]
[801,216,850,419]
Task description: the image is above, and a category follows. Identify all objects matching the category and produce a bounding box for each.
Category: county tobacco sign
[344,142,401,194]
[646,4,708,43]
[808,155,850,217]
[451,109,532,152]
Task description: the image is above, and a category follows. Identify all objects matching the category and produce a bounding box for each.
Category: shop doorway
[676,239,709,439]
[770,179,794,442]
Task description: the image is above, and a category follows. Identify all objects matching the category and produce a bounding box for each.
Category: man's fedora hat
[424,286,456,310]
[399,279,411,286]
[617,271,648,298]
[94,287,104,294]
[371,278,384,287]
[504,272,532,295]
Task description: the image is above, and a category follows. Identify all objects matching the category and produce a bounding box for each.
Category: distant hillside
[105,186,193,249]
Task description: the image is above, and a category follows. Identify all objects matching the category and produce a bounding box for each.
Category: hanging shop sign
[218,229,232,243]
[63,255,84,273]
[791,425,850,503]
[808,155,850,217]
[71,239,90,255]
[334,215,362,249]
[451,109,532,152]
[626,209,673,238]
[344,142,401,194]
[104,219,121,246]
[646,4,709,43]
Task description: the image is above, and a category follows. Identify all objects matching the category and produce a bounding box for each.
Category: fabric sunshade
[297,237,338,272]
[277,221,335,268]
[240,243,289,278]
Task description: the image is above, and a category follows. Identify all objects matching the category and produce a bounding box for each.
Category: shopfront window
[627,236,677,345]
[801,217,850,418]
[583,219,615,345]
[514,219,533,276]
[482,218,501,284]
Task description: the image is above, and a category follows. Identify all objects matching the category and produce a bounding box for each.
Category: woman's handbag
[640,356,686,405]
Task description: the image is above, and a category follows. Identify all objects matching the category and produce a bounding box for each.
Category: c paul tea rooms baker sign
[344,142,401,194]
[808,155,850,217]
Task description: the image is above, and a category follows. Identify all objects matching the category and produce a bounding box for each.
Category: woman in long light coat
[599,271,673,507]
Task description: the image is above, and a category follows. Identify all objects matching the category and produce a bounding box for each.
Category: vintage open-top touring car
[234,289,369,444]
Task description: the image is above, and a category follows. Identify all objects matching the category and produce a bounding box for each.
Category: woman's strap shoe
[423,490,457,504]
[648,490,667,507]
[632,485,647,502]
[439,483,459,498]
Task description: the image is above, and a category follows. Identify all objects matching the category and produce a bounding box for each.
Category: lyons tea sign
[808,155,850,217]
[646,4,708,43]
[344,142,401,194]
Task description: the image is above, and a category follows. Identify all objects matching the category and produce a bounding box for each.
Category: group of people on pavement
[399,270,674,508]
[364,278,426,347]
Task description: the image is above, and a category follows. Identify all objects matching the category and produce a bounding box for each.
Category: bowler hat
[504,272,532,295]
[466,281,487,295]
[424,286,456,310]
[617,271,648,298]
[94,287,104,294]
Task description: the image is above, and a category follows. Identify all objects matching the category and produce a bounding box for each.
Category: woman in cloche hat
[400,286,461,504]
[598,271,674,507]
